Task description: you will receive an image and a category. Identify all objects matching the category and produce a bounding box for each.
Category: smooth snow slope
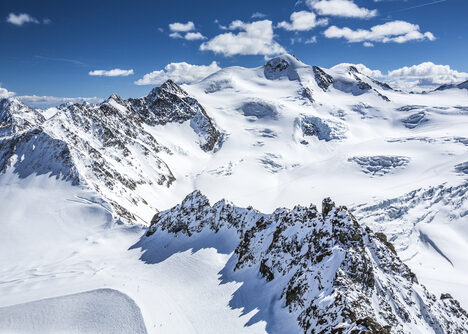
[0,289,147,334]
[0,172,266,334]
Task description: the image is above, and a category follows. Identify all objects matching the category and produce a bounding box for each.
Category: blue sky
[1,0,467,106]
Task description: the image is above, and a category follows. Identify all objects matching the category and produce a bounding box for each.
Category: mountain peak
[264,54,306,81]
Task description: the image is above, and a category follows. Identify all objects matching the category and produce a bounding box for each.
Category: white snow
[0,172,266,334]
[1,54,468,332]
[0,289,147,334]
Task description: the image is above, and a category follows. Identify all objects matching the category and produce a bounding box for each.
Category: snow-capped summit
[264,54,307,81]
[0,97,45,137]
[0,81,223,223]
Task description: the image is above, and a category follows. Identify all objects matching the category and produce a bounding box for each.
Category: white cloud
[169,32,183,39]
[324,20,435,44]
[43,18,51,24]
[184,32,207,40]
[291,35,317,45]
[0,86,15,98]
[169,31,206,40]
[278,11,328,31]
[387,62,468,87]
[307,0,377,18]
[363,41,374,47]
[0,85,101,107]
[6,13,39,26]
[331,61,468,91]
[18,95,102,108]
[134,61,221,86]
[89,69,134,77]
[169,21,195,32]
[251,12,267,19]
[200,20,286,57]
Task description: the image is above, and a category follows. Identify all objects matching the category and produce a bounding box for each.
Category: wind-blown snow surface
[1,54,468,332]
[0,173,265,333]
[0,289,147,334]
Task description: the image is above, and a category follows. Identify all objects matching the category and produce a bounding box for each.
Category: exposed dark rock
[322,197,335,218]
[313,66,334,91]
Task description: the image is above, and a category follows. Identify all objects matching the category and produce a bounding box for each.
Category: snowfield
[1,54,468,333]
[0,289,147,334]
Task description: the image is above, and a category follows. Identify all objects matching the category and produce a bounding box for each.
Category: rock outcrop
[144,190,468,333]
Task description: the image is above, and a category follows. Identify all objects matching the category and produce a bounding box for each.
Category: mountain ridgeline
[140,191,468,333]
[0,80,222,222]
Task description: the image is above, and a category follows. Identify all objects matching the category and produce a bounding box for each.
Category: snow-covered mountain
[1,54,467,333]
[435,79,468,91]
[1,80,222,223]
[0,98,45,137]
[138,190,468,333]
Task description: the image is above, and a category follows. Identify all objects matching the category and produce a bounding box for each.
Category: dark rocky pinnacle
[322,197,335,218]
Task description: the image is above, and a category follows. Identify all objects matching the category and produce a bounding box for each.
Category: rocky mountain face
[128,80,222,152]
[143,191,468,333]
[0,81,222,222]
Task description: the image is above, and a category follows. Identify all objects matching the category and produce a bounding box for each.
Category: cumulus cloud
[169,32,183,39]
[6,13,39,26]
[168,21,206,40]
[307,0,377,18]
[277,11,328,31]
[170,31,206,40]
[169,21,195,32]
[184,32,206,40]
[200,20,286,57]
[388,62,468,87]
[0,86,15,98]
[89,69,134,77]
[324,20,435,44]
[134,61,221,86]
[331,61,468,91]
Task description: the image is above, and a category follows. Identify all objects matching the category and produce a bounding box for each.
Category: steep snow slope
[353,181,468,308]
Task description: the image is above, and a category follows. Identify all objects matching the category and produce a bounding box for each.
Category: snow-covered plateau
[1,54,467,333]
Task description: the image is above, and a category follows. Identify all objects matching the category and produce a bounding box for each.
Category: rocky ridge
[0,81,222,222]
[144,190,468,333]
